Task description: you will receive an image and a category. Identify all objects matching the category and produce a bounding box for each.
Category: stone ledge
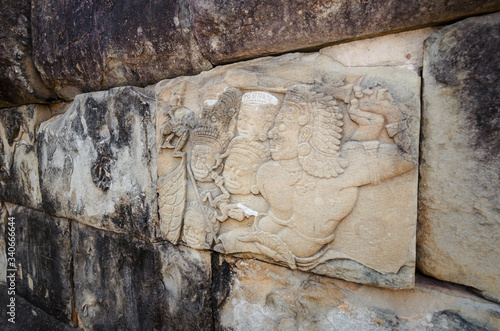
[189,0,500,64]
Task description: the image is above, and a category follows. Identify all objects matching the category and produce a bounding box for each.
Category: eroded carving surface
[156,54,420,287]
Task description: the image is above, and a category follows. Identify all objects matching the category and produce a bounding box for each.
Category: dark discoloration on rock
[37,87,157,240]
[0,0,58,108]
[419,12,500,303]
[189,0,500,64]
[31,0,212,100]
[428,15,500,161]
[431,310,484,331]
[0,105,51,210]
[0,284,77,330]
[72,222,213,330]
[211,253,234,330]
[4,204,73,325]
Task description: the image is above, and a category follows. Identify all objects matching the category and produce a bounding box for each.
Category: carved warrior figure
[219,84,415,270]
[158,81,196,243]
[185,86,241,247]
[219,137,271,222]
[159,82,195,157]
[217,91,279,222]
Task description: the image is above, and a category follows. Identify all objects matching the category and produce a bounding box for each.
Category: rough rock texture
[0,284,78,331]
[419,13,500,303]
[37,87,157,240]
[0,104,51,210]
[4,203,74,325]
[189,0,500,64]
[0,0,58,108]
[72,222,212,330]
[218,256,500,330]
[31,0,212,100]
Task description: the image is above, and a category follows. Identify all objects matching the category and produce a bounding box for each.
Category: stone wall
[0,1,499,330]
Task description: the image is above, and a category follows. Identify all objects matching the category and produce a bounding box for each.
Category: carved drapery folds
[156,55,420,288]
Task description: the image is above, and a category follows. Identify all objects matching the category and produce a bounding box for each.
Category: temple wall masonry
[0,1,499,330]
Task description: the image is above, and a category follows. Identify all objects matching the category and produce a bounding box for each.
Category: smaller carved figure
[182,201,219,249]
[159,85,196,158]
[218,137,271,222]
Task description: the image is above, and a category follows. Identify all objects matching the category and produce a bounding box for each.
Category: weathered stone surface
[72,221,212,330]
[320,28,438,69]
[218,256,500,330]
[32,0,212,101]
[3,203,73,325]
[0,104,51,210]
[37,87,157,240]
[189,0,500,64]
[419,13,500,302]
[0,284,77,331]
[156,49,420,288]
[0,0,58,108]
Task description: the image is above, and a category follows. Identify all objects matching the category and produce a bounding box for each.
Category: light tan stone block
[418,13,500,302]
[320,28,439,69]
[218,257,500,330]
[156,50,420,288]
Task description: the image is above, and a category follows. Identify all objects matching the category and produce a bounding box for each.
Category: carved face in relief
[223,153,255,195]
[190,144,216,182]
[237,104,267,141]
[269,106,301,161]
[183,221,206,249]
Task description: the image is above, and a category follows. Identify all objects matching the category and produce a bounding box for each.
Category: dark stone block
[72,222,213,330]
[4,204,74,325]
[31,0,211,100]
[0,284,77,331]
[189,0,500,64]
[0,0,58,108]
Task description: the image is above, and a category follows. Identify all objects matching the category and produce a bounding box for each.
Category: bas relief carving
[156,57,419,286]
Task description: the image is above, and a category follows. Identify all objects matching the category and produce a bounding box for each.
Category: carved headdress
[283,85,349,178]
[227,136,271,165]
[197,85,242,149]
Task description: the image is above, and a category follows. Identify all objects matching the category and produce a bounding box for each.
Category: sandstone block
[72,222,212,330]
[31,0,212,100]
[37,87,157,240]
[189,0,500,64]
[320,28,438,69]
[0,0,58,108]
[0,104,51,210]
[156,49,420,288]
[418,13,500,303]
[4,203,73,325]
[218,256,500,330]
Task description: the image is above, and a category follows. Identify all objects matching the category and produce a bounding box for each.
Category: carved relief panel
[156,53,420,288]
